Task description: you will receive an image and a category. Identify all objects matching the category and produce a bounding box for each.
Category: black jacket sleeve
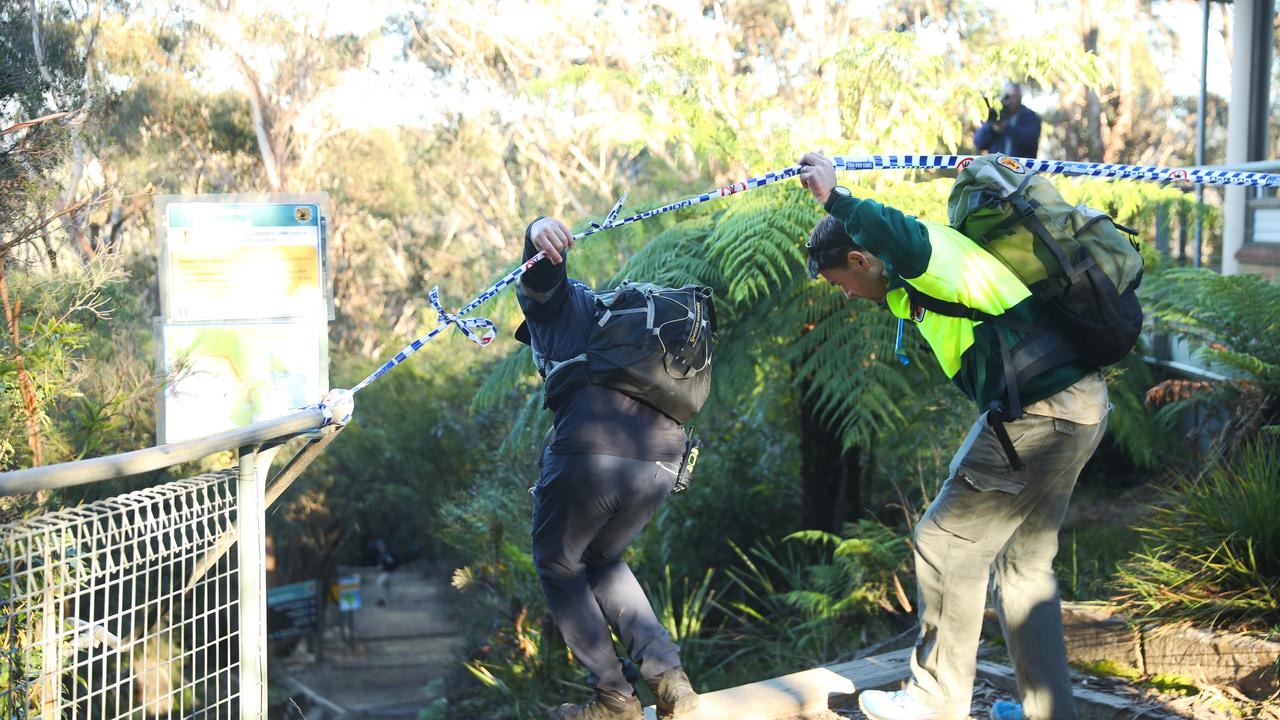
[516,217,570,322]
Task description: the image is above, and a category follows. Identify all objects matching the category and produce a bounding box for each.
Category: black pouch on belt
[673,432,702,494]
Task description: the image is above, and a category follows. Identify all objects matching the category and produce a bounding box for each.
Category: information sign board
[266,579,319,641]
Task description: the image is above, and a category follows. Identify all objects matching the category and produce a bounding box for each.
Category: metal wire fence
[1,471,244,719]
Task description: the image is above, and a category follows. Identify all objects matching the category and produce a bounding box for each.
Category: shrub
[1114,438,1280,630]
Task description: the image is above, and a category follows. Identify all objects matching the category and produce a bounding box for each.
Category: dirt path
[277,562,462,719]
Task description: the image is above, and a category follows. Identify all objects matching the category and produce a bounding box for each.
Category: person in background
[974,82,1041,158]
[372,538,396,607]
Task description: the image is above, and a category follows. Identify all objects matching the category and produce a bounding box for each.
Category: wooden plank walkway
[642,649,913,719]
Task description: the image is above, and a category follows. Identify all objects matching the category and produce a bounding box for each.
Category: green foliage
[1059,179,1209,234]
[645,385,802,584]
[1141,268,1280,449]
[1056,523,1143,602]
[719,520,913,671]
[1144,269,1280,397]
[703,186,813,305]
[1114,439,1280,630]
[788,287,918,449]
[1098,355,1186,472]
[1075,659,1142,680]
[314,351,507,561]
[824,32,1105,154]
[0,261,128,470]
[606,212,722,289]
[1143,673,1199,696]
[1,4,1224,716]
[0,1,88,213]
[648,567,725,677]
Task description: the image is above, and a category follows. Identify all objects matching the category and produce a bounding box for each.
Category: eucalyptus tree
[1,0,116,472]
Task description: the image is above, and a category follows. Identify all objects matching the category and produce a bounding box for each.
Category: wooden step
[643,649,913,719]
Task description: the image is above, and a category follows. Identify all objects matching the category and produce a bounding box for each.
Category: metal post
[1193,0,1209,268]
[40,541,61,720]
[237,444,267,720]
[1177,204,1189,263]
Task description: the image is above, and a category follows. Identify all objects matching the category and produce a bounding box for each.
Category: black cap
[514,321,531,345]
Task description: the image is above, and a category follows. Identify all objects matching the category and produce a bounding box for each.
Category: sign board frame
[154,193,335,323]
[157,319,328,444]
[153,193,333,444]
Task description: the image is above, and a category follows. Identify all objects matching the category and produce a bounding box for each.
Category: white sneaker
[858,689,958,720]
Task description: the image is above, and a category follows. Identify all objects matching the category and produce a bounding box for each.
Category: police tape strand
[315,153,1280,424]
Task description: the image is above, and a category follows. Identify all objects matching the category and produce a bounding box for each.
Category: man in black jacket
[515,216,699,720]
[974,82,1041,158]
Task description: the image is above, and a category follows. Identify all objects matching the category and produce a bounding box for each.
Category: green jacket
[824,193,1091,410]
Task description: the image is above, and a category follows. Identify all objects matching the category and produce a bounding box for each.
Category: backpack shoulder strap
[902,284,1029,470]
[1002,175,1082,283]
[901,284,1036,334]
[901,283,1077,384]
[900,282,1081,472]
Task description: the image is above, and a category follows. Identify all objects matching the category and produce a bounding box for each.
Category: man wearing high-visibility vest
[797,151,1108,720]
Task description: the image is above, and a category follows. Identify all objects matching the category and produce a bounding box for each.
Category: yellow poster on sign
[169,244,321,321]
[162,201,327,322]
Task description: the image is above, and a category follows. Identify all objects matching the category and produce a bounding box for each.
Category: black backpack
[583,282,716,423]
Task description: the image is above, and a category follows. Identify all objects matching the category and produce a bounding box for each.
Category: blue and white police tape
[833,154,1280,188]
[314,152,1280,425]
[477,155,1278,255]
[338,194,627,401]
[309,194,631,424]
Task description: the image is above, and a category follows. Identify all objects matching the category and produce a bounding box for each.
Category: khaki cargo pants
[906,405,1107,720]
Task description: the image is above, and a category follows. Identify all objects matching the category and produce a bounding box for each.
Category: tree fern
[1101,354,1185,471]
[605,213,721,288]
[470,348,538,415]
[1143,269,1280,396]
[703,185,818,305]
[1141,267,1280,447]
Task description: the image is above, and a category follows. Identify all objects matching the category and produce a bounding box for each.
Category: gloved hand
[984,97,998,125]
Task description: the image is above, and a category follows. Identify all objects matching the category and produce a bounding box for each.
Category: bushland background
[3,2,1278,718]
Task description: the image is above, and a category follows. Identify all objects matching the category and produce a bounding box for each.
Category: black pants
[532,449,682,694]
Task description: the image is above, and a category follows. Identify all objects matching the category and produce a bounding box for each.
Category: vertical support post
[1222,0,1267,274]
[40,539,60,720]
[1177,203,1189,264]
[1193,0,1209,267]
[237,444,266,720]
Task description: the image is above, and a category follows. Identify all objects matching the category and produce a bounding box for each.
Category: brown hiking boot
[553,689,642,720]
[645,666,699,719]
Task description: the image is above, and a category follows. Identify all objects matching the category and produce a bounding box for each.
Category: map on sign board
[164,202,325,322]
[161,321,326,444]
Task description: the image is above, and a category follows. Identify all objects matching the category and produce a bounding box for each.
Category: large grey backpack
[944,154,1145,367]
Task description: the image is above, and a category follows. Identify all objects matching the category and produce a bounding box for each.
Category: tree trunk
[235,54,285,191]
[1079,1,1105,161]
[798,376,864,532]
[0,265,45,467]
